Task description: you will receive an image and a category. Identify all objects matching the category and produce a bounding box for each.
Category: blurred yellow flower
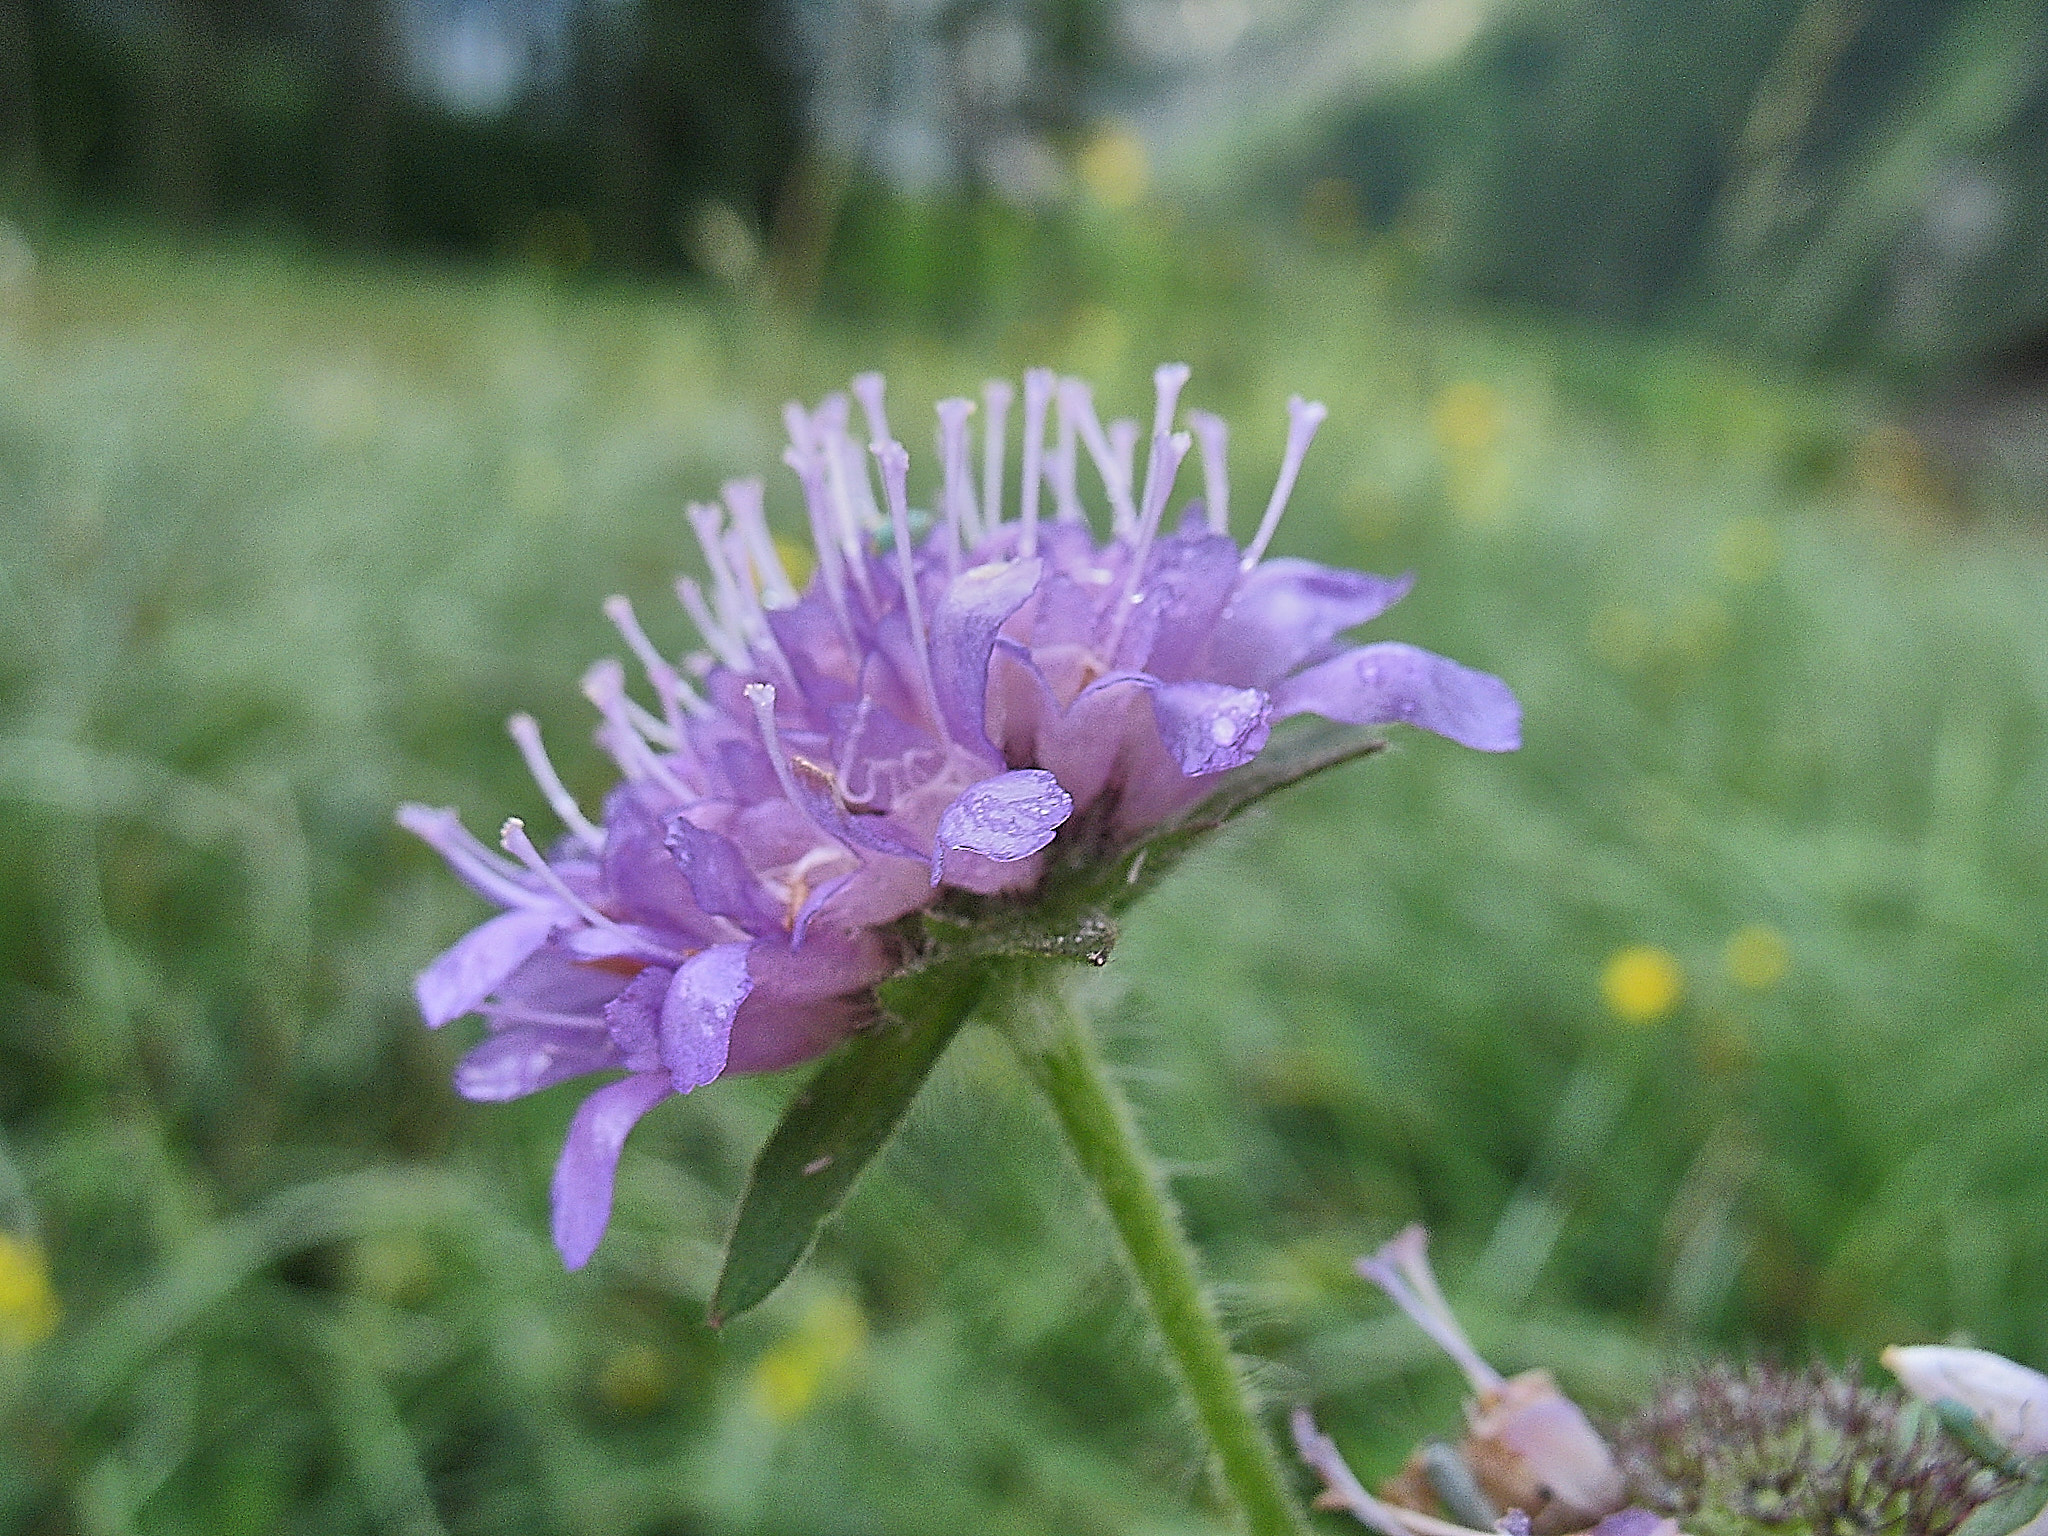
[1431,381,1501,457]
[1723,924,1789,991]
[1077,127,1148,209]
[749,1292,866,1425]
[1602,945,1684,1025]
[0,1232,59,1350]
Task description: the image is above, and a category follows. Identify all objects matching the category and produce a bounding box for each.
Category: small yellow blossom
[1431,381,1501,457]
[749,1292,866,1424]
[1077,127,1148,209]
[0,1232,60,1350]
[1602,945,1684,1025]
[1723,924,1789,991]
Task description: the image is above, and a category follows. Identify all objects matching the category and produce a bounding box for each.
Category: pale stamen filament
[676,575,751,673]
[1052,393,1082,521]
[1103,429,1191,658]
[507,713,606,850]
[1137,361,1191,522]
[1108,418,1139,510]
[852,371,891,450]
[582,660,695,799]
[1241,395,1329,569]
[1020,367,1054,558]
[396,804,547,909]
[603,594,710,730]
[1060,377,1137,532]
[782,444,853,637]
[873,439,951,745]
[501,817,684,962]
[724,477,798,608]
[1356,1241,1503,1395]
[687,501,753,644]
[936,396,976,568]
[1188,409,1230,534]
[744,681,817,815]
[980,378,1012,536]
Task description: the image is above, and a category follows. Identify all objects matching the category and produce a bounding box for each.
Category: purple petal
[1213,560,1415,686]
[551,1072,674,1270]
[658,941,755,1091]
[415,906,561,1028]
[1146,680,1272,776]
[560,923,684,965]
[928,557,1043,753]
[1272,641,1521,751]
[602,965,672,1072]
[454,1024,618,1101]
[931,769,1074,886]
[664,819,781,936]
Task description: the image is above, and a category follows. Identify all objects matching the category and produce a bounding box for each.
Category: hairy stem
[1003,979,1310,1536]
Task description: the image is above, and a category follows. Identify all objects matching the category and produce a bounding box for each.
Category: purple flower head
[402,365,1520,1269]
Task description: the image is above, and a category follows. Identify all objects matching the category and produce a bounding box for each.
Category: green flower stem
[1003,978,1310,1536]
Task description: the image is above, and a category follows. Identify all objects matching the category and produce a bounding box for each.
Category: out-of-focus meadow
[3,2,2048,1533]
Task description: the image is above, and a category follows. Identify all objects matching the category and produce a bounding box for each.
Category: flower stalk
[1002,976,1310,1536]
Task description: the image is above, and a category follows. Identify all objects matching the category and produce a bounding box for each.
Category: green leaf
[1935,1397,2048,1482]
[709,958,992,1325]
[1952,1477,2048,1536]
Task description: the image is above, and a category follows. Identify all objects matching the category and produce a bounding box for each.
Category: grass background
[0,224,2044,1534]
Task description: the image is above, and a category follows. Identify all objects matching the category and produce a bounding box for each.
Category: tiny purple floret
[402,365,1520,1267]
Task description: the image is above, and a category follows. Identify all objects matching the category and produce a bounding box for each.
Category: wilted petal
[931,769,1074,885]
[1485,1385,1625,1519]
[551,1072,674,1269]
[1146,680,1272,776]
[1274,641,1521,752]
[1884,1345,2048,1457]
[658,941,756,1091]
[415,906,560,1028]
[454,1024,618,1101]
[930,557,1042,754]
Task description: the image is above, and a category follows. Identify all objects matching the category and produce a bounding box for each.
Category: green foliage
[0,225,2044,1533]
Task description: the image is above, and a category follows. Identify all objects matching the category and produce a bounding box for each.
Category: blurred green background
[2,1,2047,1532]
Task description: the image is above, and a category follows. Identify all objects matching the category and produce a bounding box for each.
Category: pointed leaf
[710,958,990,1324]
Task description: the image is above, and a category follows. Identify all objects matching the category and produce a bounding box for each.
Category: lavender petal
[415,906,561,1028]
[550,1071,674,1270]
[658,941,756,1091]
[454,1024,619,1102]
[929,556,1043,754]
[1212,560,1415,686]
[1146,680,1273,776]
[930,769,1074,886]
[602,965,673,1072]
[1273,641,1521,751]
[664,819,782,936]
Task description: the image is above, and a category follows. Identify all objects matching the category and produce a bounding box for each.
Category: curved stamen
[1241,395,1329,569]
[1103,429,1191,658]
[501,817,687,964]
[1357,1228,1503,1395]
[1051,388,1082,521]
[507,713,606,851]
[852,371,891,448]
[582,660,695,799]
[676,575,750,673]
